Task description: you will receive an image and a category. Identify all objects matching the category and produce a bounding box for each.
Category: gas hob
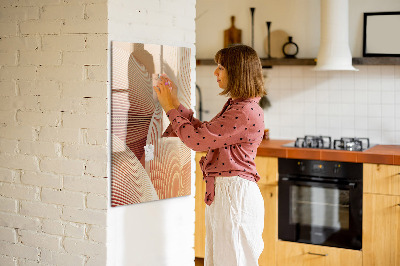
[282,135,374,151]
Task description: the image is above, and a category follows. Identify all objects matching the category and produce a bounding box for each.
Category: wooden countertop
[256,139,400,165]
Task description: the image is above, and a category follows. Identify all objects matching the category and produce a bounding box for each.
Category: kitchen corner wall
[196,0,400,145]
[107,1,196,266]
[0,0,108,265]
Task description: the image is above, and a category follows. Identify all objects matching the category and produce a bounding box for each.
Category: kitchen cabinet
[276,241,362,266]
[363,164,400,266]
[363,163,400,196]
[259,184,278,266]
[195,152,207,258]
[256,156,279,266]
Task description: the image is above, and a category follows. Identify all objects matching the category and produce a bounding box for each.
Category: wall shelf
[196,57,400,67]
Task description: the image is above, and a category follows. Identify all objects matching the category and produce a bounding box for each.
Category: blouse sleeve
[162,103,202,137]
[165,106,249,152]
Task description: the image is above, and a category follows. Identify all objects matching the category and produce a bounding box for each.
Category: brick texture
[0,1,108,265]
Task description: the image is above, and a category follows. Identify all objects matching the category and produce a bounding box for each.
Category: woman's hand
[153,78,175,113]
[160,75,180,109]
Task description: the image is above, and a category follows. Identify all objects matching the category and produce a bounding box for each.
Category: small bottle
[282,36,299,58]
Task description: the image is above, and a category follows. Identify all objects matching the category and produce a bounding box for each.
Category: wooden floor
[195,257,204,266]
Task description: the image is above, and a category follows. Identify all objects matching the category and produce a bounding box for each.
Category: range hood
[314,0,358,71]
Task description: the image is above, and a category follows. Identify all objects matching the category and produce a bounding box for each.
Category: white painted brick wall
[0,0,108,264]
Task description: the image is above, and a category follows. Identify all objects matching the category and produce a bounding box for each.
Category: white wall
[107,1,197,266]
[0,1,108,265]
[196,0,400,58]
[196,0,400,145]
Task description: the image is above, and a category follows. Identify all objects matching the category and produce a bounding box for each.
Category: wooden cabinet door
[364,164,400,196]
[255,156,278,186]
[195,152,207,258]
[276,241,362,266]
[259,185,278,266]
[363,193,400,266]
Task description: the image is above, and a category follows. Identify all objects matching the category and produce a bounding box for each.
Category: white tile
[291,92,304,103]
[367,76,381,91]
[341,128,355,137]
[382,117,396,131]
[316,115,330,128]
[328,88,341,103]
[316,103,329,115]
[341,117,355,129]
[395,130,400,144]
[279,78,292,90]
[292,102,305,114]
[318,127,331,136]
[329,103,341,116]
[304,102,316,115]
[354,90,368,104]
[382,78,395,91]
[304,77,316,89]
[329,116,342,129]
[316,89,329,103]
[303,88,316,103]
[315,77,329,90]
[280,114,292,127]
[355,104,368,117]
[367,117,382,131]
[367,104,382,118]
[303,67,316,78]
[396,105,400,117]
[291,77,304,90]
[316,70,328,79]
[341,103,355,116]
[382,104,395,118]
[328,71,341,81]
[355,128,368,138]
[291,67,303,78]
[328,76,341,90]
[381,131,396,145]
[355,116,368,130]
[292,114,305,127]
[367,129,382,144]
[279,67,292,78]
[396,78,400,91]
[341,89,355,104]
[279,126,294,138]
[381,90,395,104]
[367,91,381,105]
[367,65,381,76]
[381,66,395,78]
[394,66,400,79]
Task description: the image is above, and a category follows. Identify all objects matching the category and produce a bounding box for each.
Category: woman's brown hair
[214,44,266,99]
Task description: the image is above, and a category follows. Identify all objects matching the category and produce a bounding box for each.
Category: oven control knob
[334,164,341,174]
[297,161,305,171]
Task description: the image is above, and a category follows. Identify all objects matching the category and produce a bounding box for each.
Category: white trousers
[205,176,264,266]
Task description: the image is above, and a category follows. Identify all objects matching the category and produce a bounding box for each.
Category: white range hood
[314,0,358,71]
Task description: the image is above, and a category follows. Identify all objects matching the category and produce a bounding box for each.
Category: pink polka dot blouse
[163,97,265,205]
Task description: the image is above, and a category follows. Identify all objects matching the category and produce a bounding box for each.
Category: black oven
[278,158,363,250]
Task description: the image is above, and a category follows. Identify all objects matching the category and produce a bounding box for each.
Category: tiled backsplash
[196,65,400,145]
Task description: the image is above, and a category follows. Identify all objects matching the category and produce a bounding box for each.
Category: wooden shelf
[196,57,400,67]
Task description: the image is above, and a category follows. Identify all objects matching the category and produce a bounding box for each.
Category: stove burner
[295,135,332,149]
[333,137,370,151]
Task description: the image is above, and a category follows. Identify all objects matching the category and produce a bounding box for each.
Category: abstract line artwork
[111,41,192,207]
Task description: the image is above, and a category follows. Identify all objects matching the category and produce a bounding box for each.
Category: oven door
[278,176,362,250]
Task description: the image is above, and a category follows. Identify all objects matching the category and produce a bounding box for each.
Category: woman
[154,44,266,266]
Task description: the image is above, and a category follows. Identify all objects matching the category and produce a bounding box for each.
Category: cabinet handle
[307,252,328,256]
